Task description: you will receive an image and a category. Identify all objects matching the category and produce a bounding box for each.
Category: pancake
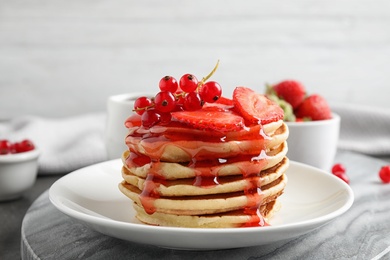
[125,120,288,163]
[122,157,289,197]
[119,173,287,216]
[122,141,288,180]
[119,89,289,228]
[131,200,281,228]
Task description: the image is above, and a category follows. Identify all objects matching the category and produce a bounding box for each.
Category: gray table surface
[2,150,390,259]
[0,174,62,260]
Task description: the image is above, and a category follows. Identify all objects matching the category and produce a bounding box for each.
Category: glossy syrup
[125,115,271,227]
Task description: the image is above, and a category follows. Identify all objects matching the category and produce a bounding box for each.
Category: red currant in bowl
[0,139,40,201]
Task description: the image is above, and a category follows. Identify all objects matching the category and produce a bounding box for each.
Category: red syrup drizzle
[189,159,220,187]
[126,116,273,227]
[139,172,166,214]
[125,151,164,215]
[125,151,151,167]
[242,126,271,227]
[240,175,270,227]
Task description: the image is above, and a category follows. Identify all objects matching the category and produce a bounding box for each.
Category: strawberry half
[171,106,244,131]
[295,94,332,121]
[233,87,284,125]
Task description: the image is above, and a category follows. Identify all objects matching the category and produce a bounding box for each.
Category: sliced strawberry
[233,87,284,125]
[295,94,332,121]
[273,80,306,109]
[215,96,234,106]
[171,107,245,131]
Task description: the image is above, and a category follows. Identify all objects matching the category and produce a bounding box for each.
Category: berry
[179,74,198,92]
[159,112,172,125]
[333,171,350,184]
[141,110,160,128]
[273,80,306,109]
[295,94,332,121]
[154,91,176,113]
[134,96,153,115]
[0,139,35,154]
[133,61,223,127]
[215,96,234,106]
[14,139,35,153]
[159,76,178,93]
[183,92,203,111]
[233,87,284,125]
[172,107,244,131]
[332,163,346,174]
[199,81,222,103]
[379,165,390,183]
[331,163,349,184]
[0,139,12,154]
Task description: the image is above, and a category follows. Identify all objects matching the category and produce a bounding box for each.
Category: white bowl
[286,113,340,171]
[0,149,40,201]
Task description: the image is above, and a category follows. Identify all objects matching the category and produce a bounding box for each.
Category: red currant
[179,74,198,92]
[154,91,176,113]
[159,112,172,125]
[134,96,153,115]
[174,91,185,110]
[333,171,350,184]
[159,76,178,93]
[141,109,160,128]
[379,165,390,183]
[199,81,222,103]
[0,139,12,154]
[332,163,346,174]
[183,92,203,111]
[14,139,35,153]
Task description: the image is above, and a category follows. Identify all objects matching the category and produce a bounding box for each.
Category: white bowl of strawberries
[0,139,40,201]
[266,80,340,171]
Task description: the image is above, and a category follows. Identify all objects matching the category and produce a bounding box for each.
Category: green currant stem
[174,92,186,99]
[197,60,220,89]
[133,104,155,112]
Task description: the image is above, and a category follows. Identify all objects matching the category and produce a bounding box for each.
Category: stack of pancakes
[119,114,289,228]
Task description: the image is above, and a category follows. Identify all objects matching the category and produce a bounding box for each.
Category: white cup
[105,93,152,160]
[285,113,340,171]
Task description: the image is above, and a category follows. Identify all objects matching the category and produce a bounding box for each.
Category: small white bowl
[286,113,340,171]
[0,149,40,201]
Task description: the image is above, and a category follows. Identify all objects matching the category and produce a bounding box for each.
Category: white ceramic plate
[49,159,354,250]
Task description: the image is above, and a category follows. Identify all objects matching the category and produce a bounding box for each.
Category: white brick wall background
[1,0,389,118]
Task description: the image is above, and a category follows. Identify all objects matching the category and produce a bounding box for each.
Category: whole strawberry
[272,80,306,109]
[295,94,332,121]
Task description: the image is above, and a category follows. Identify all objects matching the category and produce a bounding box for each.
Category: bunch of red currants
[133,62,222,128]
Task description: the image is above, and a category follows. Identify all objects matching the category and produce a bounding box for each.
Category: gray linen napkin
[331,103,390,156]
[0,113,107,174]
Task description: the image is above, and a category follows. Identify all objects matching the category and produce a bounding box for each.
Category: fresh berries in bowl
[0,139,40,201]
[266,80,332,122]
[266,80,340,171]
